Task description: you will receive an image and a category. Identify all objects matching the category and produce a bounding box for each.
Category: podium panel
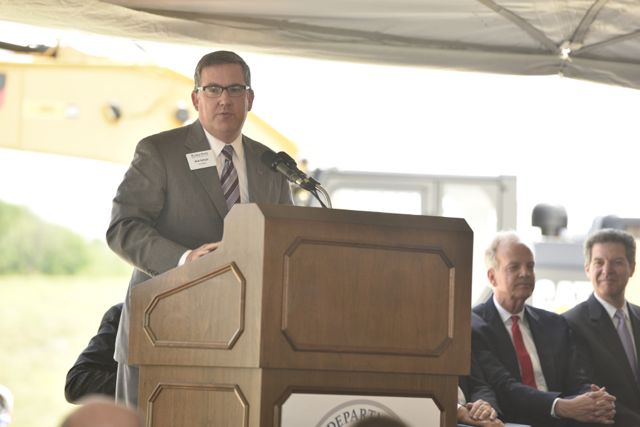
[282,239,453,356]
[147,383,249,426]
[144,264,245,350]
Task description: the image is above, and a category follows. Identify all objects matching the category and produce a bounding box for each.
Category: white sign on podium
[281,393,441,427]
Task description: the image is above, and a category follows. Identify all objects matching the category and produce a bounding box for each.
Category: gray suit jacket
[107,120,293,363]
[563,294,640,426]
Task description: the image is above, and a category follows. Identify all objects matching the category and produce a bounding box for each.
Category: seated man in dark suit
[472,232,616,427]
[65,303,121,403]
[563,228,640,426]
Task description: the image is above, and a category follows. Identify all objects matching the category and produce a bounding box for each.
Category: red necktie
[511,315,537,388]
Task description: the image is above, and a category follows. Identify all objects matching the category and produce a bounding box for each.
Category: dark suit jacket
[563,294,640,426]
[65,303,121,403]
[107,120,293,364]
[472,298,592,427]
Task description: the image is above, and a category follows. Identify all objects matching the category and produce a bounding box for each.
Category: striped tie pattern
[220,145,240,209]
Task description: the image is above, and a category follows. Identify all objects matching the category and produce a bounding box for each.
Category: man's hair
[193,50,251,88]
[60,397,142,427]
[484,231,531,269]
[351,416,409,427]
[584,228,636,267]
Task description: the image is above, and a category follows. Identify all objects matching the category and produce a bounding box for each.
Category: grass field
[0,274,129,427]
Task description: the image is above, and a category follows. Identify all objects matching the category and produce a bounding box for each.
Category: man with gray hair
[563,228,640,426]
[472,231,616,426]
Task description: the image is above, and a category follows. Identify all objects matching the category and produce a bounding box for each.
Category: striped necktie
[220,145,240,209]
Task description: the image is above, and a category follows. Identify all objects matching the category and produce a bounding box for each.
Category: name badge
[186,150,215,170]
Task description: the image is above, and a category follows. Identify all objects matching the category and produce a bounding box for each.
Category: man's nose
[217,89,233,103]
[603,261,615,274]
[519,266,532,276]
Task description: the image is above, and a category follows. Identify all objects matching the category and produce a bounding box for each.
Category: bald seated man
[60,397,142,427]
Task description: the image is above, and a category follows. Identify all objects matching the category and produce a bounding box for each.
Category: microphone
[261,149,319,191]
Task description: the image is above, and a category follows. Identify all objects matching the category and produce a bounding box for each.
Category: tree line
[0,200,129,275]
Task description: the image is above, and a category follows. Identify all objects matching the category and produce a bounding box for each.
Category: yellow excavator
[0,40,298,164]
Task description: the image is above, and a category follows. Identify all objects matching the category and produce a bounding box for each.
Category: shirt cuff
[178,250,191,267]
[551,397,560,418]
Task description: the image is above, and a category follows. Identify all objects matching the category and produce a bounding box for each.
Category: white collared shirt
[457,386,466,405]
[493,296,549,392]
[204,130,250,204]
[593,293,638,356]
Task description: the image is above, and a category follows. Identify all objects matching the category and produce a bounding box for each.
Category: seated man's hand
[588,385,617,423]
[466,399,498,421]
[555,385,616,424]
[457,402,504,427]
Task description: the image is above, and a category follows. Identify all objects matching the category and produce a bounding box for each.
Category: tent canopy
[1,0,639,90]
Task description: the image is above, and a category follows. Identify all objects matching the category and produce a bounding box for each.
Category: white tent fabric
[1,0,639,90]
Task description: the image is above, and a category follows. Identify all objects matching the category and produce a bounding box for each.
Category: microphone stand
[309,183,332,209]
[298,176,332,208]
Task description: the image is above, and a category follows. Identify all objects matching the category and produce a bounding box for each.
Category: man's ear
[191,91,199,111]
[246,88,254,111]
[584,262,590,277]
[487,268,497,287]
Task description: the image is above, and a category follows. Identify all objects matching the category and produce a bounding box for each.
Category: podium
[130,204,473,426]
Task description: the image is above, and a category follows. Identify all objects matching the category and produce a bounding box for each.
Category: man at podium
[106,50,293,407]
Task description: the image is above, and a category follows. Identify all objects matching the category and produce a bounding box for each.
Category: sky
[1,20,639,242]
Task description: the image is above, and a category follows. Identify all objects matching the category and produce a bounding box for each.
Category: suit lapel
[627,302,640,382]
[525,307,555,388]
[586,294,620,349]
[184,121,228,218]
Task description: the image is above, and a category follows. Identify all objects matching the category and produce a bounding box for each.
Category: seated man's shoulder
[561,299,588,322]
[102,303,123,327]
[471,309,492,333]
[471,310,488,327]
[526,305,569,327]
[471,300,492,318]
[527,304,560,318]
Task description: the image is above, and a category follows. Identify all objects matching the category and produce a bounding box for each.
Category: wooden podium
[130,204,473,426]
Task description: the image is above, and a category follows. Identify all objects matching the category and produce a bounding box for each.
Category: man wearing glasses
[107,50,293,407]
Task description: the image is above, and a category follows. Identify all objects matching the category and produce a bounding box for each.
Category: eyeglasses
[195,84,250,98]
